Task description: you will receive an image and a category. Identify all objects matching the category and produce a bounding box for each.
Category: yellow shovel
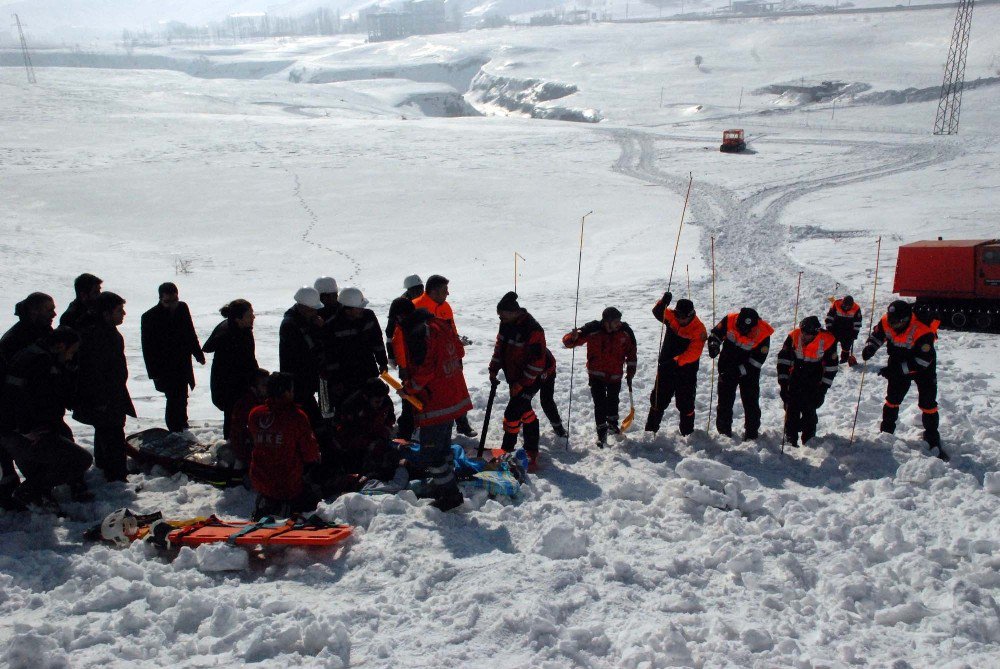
[620,380,635,433]
[380,371,424,411]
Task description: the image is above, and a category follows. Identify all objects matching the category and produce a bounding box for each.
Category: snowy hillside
[2,5,1000,668]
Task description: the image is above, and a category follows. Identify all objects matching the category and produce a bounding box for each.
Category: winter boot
[523,420,540,453]
[847,355,858,368]
[596,425,608,449]
[607,422,621,436]
[500,430,518,453]
[12,483,61,515]
[431,488,464,511]
[526,450,540,473]
[880,404,899,435]
[455,415,478,438]
[679,411,695,436]
[644,409,664,433]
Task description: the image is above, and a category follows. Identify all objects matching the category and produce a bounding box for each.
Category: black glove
[861,344,877,361]
[662,291,672,307]
[708,339,721,359]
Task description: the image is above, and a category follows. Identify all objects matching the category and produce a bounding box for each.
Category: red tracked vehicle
[893,239,1000,332]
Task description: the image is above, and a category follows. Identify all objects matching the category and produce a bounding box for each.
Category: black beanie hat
[799,316,821,335]
[601,307,622,322]
[497,291,520,313]
[737,307,759,332]
[842,295,855,308]
[675,299,695,317]
[887,300,912,322]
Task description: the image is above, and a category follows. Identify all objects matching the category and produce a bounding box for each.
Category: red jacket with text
[248,398,320,501]
[406,318,473,427]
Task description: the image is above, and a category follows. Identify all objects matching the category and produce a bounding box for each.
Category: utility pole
[934,0,975,135]
[14,14,37,84]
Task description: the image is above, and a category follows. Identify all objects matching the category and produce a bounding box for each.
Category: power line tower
[933,0,975,135]
[13,14,37,84]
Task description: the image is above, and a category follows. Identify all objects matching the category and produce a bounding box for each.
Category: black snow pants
[716,369,761,438]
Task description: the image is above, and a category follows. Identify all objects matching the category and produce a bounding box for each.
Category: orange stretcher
[165,516,353,548]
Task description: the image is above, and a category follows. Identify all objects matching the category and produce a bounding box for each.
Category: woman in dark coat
[202,299,258,438]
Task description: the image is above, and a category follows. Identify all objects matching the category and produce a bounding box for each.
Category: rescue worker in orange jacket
[248,372,321,520]
[489,292,547,465]
[777,316,839,447]
[826,295,862,366]
[861,300,946,460]
[413,274,476,438]
[563,307,637,447]
[645,293,706,436]
[404,304,472,510]
[708,307,774,439]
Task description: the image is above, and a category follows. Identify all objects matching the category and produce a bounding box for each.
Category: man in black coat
[60,273,102,331]
[280,287,325,429]
[321,287,388,417]
[1,327,93,510]
[75,292,136,482]
[141,283,205,434]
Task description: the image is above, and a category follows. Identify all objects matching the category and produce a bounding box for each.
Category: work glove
[707,339,721,359]
[661,291,673,307]
[861,343,877,361]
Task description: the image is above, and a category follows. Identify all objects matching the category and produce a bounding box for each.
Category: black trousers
[161,382,189,433]
[538,373,563,430]
[882,372,939,446]
[94,415,128,482]
[784,388,824,445]
[589,378,622,430]
[716,370,761,437]
[396,400,415,441]
[837,336,857,363]
[501,385,540,453]
[646,363,698,435]
[3,422,93,491]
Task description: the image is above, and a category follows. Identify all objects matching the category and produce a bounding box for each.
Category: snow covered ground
[2,7,1000,667]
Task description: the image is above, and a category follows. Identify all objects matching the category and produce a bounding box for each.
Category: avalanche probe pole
[706,235,716,431]
[565,211,593,449]
[514,252,525,292]
[849,236,882,446]
[653,173,694,411]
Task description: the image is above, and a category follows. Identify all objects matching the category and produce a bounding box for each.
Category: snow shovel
[379,371,424,411]
[476,380,499,459]
[620,380,635,433]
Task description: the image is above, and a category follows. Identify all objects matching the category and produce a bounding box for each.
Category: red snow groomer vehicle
[720,129,747,153]
[893,239,1000,332]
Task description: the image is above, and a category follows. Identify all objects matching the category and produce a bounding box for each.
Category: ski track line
[287,167,362,283]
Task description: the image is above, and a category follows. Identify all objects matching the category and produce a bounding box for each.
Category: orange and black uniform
[709,312,774,438]
[863,314,940,447]
[563,320,638,435]
[489,310,547,453]
[248,397,320,511]
[647,298,706,435]
[777,328,839,445]
[825,298,862,363]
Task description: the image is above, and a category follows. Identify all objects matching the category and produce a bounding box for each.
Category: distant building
[366,0,456,43]
[730,1,778,13]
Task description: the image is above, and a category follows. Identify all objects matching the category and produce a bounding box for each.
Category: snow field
[3,7,1000,667]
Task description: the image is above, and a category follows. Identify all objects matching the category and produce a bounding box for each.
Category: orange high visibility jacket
[653,298,707,367]
[825,299,863,342]
[777,328,839,387]
[562,320,637,382]
[709,313,774,377]
[865,315,937,376]
[406,318,472,427]
[412,293,458,335]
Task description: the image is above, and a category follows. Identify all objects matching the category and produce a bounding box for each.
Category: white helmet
[339,287,369,309]
[294,286,323,309]
[403,274,423,290]
[101,508,139,547]
[314,276,338,295]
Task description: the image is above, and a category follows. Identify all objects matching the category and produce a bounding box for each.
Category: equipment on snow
[566,210,594,449]
[720,129,747,153]
[707,235,717,431]
[125,428,246,488]
[379,371,424,410]
[477,379,499,458]
[620,380,635,433]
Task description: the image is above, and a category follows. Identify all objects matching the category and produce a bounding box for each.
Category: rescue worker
[0,292,57,498]
[320,287,388,416]
[314,276,340,322]
[645,293,706,436]
[140,283,205,435]
[861,300,947,460]
[826,295,863,366]
[413,274,476,438]
[387,274,424,366]
[708,307,774,439]
[333,378,396,475]
[248,372,321,520]
[563,306,637,447]
[202,299,258,439]
[488,292,547,466]
[777,316,839,447]
[75,292,136,482]
[388,299,425,441]
[0,327,93,511]
[60,273,102,331]
[404,298,472,511]
[279,286,325,429]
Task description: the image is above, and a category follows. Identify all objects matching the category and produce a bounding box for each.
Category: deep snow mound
[468,70,601,122]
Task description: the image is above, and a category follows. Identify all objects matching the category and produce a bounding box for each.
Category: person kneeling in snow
[248,372,321,519]
[334,377,396,475]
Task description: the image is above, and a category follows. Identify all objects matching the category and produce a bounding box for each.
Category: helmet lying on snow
[100,508,140,547]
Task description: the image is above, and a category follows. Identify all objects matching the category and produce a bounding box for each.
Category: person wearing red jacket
[777,316,839,447]
[708,307,774,439]
[563,307,637,447]
[826,295,863,366]
[404,309,473,511]
[645,293,706,436]
[227,368,270,466]
[489,292,548,463]
[861,300,946,460]
[248,372,321,519]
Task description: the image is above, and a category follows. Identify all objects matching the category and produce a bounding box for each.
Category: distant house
[366,0,455,42]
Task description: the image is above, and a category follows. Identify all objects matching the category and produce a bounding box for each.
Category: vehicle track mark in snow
[287,168,361,282]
